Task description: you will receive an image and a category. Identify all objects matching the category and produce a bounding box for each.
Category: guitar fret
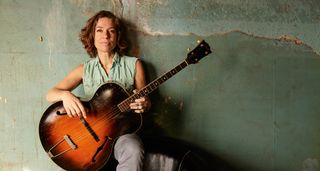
[149,83,155,90]
[171,69,176,75]
[140,91,146,97]
[162,76,167,81]
[118,104,123,112]
[119,103,125,112]
[124,101,129,110]
[146,87,152,93]
[131,95,138,102]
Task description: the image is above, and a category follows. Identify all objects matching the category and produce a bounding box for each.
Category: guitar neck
[118,60,189,112]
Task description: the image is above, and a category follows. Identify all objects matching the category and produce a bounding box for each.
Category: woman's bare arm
[46,64,87,118]
[130,59,151,113]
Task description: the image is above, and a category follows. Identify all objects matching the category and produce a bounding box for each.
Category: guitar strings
[41,104,122,144]
[47,105,131,148]
[68,99,135,142]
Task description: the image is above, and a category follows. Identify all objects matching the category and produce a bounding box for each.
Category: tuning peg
[187,48,191,52]
[197,40,202,44]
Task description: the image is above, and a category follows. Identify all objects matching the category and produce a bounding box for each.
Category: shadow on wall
[123,30,320,171]
[103,135,242,171]
[122,18,186,137]
[116,19,242,171]
[132,60,240,171]
[119,18,278,171]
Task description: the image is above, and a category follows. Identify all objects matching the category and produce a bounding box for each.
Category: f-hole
[91,136,113,163]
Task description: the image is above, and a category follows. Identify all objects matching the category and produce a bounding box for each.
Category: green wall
[1,0,320,170]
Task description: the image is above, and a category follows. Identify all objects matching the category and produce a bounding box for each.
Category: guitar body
[39,82,142,171]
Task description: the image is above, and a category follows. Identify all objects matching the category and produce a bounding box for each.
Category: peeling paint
[23,167,32,171]
[131,26,319,56]
[0,97,8,104]
[38,36,44,42]
[129,0,320,56]
[208,30,320,56]
[278,35,303,45]
[134,27,192,36]
[112,0,124,17]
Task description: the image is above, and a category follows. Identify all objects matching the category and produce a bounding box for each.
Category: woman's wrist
[60,90,72,101]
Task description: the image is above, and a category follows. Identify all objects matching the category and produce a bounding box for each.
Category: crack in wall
[103,0,320,57]
[130,27,320,57]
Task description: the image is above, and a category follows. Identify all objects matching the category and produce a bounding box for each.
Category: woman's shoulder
[84,57,98,65]
[120,54,137,59]
[119,55,138,63]
[83,58,99,71]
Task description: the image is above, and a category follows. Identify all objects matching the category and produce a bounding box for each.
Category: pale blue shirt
[82,53,137,99]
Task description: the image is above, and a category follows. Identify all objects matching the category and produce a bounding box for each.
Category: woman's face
[94,17,118,55]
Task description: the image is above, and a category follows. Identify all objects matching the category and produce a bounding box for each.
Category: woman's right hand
[61,91,87,118]
[46,64,85,117]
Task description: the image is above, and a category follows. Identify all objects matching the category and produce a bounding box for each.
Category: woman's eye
[109,29,116,33]
[96,29,103,32]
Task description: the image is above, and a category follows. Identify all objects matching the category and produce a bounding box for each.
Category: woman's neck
[98,52,114,66]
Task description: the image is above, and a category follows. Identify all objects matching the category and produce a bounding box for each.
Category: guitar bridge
[47,135,77,158]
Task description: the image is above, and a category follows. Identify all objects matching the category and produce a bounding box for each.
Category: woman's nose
[104,30,110,38]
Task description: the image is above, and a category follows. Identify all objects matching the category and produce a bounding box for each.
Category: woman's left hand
[129,90,151,113]
[129,97,150,113]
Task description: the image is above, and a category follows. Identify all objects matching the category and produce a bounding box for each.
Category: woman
[46,10,150,171]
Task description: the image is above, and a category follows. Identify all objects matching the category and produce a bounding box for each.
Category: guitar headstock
[186,40,212,64]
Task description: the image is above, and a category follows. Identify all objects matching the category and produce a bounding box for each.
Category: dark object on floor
[142,136,212,171]
[101,135,222,171]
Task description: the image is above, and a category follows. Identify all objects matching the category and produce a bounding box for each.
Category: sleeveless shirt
[82,53,137,99]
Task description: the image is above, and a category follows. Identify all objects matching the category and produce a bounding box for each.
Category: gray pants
[114,134,144,171]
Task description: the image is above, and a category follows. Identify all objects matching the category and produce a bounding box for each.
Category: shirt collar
[113,52,120,65]
[94,52,121,66]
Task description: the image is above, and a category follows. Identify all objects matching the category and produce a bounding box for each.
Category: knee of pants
[114,134,144,160]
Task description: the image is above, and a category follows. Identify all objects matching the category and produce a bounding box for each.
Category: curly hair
[79,10,128,58]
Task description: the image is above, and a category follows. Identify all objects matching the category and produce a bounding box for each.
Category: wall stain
[69,0,95,16]
[0,161,16,169]
[0,97,8,104]
[278,35,303,45]
[112,0,124,17]
[45,0,67,68]
[38,36,44,42]
[131,27,319,56]
[303,158,319,171]
[179,101,184,111]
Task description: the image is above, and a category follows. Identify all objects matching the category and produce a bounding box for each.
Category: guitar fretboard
[117,60,188,112]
